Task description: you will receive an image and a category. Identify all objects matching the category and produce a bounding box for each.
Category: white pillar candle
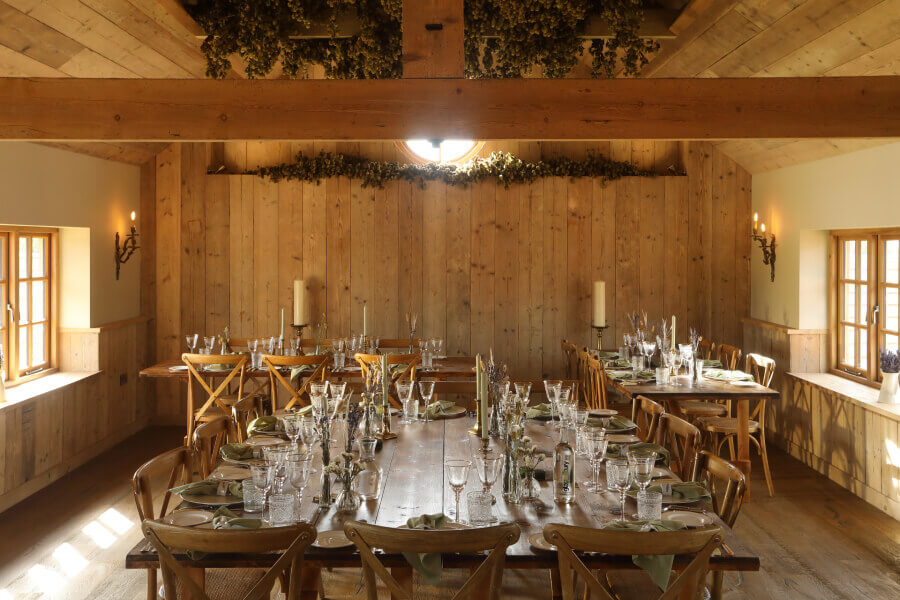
[592,281,606,327]
[293,280,309,324]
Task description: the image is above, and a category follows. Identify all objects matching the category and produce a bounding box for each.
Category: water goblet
[584,428,609,492]
[574,410,590,455]
[396,382,414,424]
[418,380,435,423]
[287,453,312,520]
[606,458,633,518]
[631,354,644,378]
[281,414,301,446]
[289,336,301,355]
[202,336,215,354]
[185,333,198,353]
[474,451,503,500]
[445,459,471,523]
[514,381,533,403]
[246,338,259,353]
[331,339,345,354]
[627,450,657,493]
[310,381,329,398]
[250,463,273,504]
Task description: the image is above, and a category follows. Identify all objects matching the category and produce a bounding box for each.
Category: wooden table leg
[299,566,321,600]
[391,566,413,600]
[735,397,751,499]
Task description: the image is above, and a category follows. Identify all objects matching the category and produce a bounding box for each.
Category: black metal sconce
[752,213,776,282]
[115,211,140,280]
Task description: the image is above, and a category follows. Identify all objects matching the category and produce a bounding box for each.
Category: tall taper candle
[363,304,368,337]
[381,354,390,408]
[280,308,285,340]
[671,316,676,351]
[592,281,606,327]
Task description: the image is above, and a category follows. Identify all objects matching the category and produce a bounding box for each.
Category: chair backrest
[577,348,594,407]
[585,355,609,410]
[144,520,316,600]
[656,413,701,482]
[132,447,194,522]
[344,520,519,600]
[378,338,424,349]
[561,339,578,380]
[263,354,329,412]
[232,394,263,443]
[716,344,742,371]
[192,416,230,479]
[543,523,722,600]
[692,451,746,528]
[632,395,664,443]
[696,338,715,360]
[182,353,248,437]
[745,353,775,388]
[354,353,420,408]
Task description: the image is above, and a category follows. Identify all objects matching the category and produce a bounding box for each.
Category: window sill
[1,371,101,412]
[788,372,900,421]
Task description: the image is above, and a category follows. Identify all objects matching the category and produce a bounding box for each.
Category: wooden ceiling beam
[0,76,897,141]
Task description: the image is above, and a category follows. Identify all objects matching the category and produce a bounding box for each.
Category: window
[397,140,484,164]
[832,230,900,384]
[0,227,56,383]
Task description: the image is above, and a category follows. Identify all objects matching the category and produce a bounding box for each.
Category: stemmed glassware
[430,338,444,358]
[203,336,215,354]
[289,336,301,356]
[627,450,656,494]
[287,453,312,521]
[250,463,273,513]
[418,380,435,423]
[445,459,471,523]
[185,333,198,353]
[397,382,415,424]
[281,414,302,446]
[606,458,633,518]
[543,380,562,427]
[585,429,609,492]
[474,452,503,501]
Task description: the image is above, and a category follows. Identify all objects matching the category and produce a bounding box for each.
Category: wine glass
[627,450,657,493]
[185,333,198,353]
[287,453,312,520]
[514,381,532,403]
[310,381,329,398]
[331,338,345,354]
[202,336,215,354]
[430,338,444,358]
[543,379,562,427]
[289,336,301,355]
[585,428,609,492]
[250,463,273,506]
[281,414,301,446]
[445,459,471,523]
[396,382,414,424]
[607,458,633,518]
[418,380,435,423]
[330,381,347,403]
[474,452,502,512]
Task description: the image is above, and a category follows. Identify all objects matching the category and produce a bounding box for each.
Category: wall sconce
[115,211,140,280]
[752,213,776,282]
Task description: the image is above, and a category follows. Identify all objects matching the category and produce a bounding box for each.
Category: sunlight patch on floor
[52,543,89,577]
[27,564,66,595]
[82,521,116,549]
[98,507,134,535]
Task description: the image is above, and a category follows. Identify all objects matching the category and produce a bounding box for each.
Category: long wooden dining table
[605,376,779,491]
[126,416,760,599]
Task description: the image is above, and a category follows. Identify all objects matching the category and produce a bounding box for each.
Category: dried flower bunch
[253,150,657,189]
[880,348,900,374]
[188,0,657,79]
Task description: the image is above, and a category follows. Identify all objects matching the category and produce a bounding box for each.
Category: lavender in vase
[878,348,900,405]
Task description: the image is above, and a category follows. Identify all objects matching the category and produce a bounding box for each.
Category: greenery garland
[186,0,657,79]
[249,150,662,189]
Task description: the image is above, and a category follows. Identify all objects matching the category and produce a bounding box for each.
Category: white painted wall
[0,143,141,328]
[752,142,900,329]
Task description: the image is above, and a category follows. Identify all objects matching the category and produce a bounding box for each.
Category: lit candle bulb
[130,210,136,222]
[753,212,758,233]
[761,223,766,234]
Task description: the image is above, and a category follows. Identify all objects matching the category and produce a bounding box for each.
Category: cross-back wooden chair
[354,353,420,409]
[143,520,316,600]
[631,395,664,443]
[344,520,520,600]
[696,338,715,360]
[577,347,595,407]
[656,413,701,482]
[561,339,579,380]
[585,354,609,410]
[692,451,747,600]
[132,447,194,600]
[716,344,742,371]
[226,337,273,404]
[192,416,230,479]
[182,353,249,442]
[262,354,329,413]
[542,523,723,600]
[231,394,262,443]
[700,354,776,496]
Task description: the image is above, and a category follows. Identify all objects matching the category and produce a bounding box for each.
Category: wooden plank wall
[0,318,149,513]
[148,140,751,423]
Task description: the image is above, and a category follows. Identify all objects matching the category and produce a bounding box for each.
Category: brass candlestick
[592,325,608,351]
[291,324,307,355]
[378,392,397,441]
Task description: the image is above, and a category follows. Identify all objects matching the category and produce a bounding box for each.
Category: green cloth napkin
[644,481,712,502]
[597,351,619,358]
[169,479,243,498]
[289,404,313,416]
[390,363,411,376]
[403,513,449,585]
[526,403,553,419]
[289,364,316,382]
[220,443,255,461]
[610,358,632,368]
[704,369,754,381]
[212,506,261,530]
[607,369,655,382]
[699,359,723,369]
[247,416,282,437]
[601,519,687,590]
[585,415,636,429]
[606,442,670,466]
[424,400,455,418]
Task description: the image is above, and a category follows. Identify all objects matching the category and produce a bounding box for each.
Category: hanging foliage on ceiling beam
[244,150,668,189]
[185,0,659,79]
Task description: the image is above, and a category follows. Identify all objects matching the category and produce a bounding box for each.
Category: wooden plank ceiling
[0,0,897,170]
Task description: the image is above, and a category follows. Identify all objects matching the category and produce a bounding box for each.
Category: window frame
[395,140,485,165]
[0,226,58,386]
[830,227,900,387]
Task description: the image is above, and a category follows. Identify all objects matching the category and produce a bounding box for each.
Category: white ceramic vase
[878,372,900,405]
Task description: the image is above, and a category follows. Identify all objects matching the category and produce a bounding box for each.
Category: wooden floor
[0,427,897,600]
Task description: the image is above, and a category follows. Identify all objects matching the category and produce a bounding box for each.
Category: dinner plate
[180,493,243,507]
[607,434,641,444]
[664,511,713,528]
[244,435,285,447]
[589,409,618,418]
[729,380,757,387]
[528,533,556,552]
[312,530,354,549]
[163,509,214,527]
[168,365,189,372]
[211,465,251,480]
[420,406,466,419]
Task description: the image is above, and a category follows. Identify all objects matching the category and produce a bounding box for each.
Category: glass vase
[335,482,361,513]
[520,470,540,501]
[502,450,521,503]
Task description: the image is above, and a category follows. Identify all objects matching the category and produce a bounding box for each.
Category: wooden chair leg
[711,570,724,600]
[147,568,157,600]
[726,436,736,461]
[759,431,775,496]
